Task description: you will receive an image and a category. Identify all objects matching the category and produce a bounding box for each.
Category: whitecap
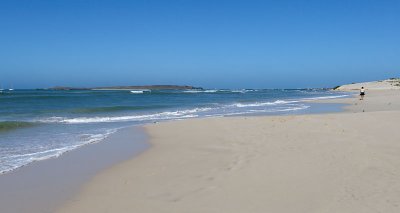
[130,89,151,94]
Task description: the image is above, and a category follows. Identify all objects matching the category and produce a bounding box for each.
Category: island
[49,85,203,91]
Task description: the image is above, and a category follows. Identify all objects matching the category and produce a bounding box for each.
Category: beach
[56,88,400,212]
[3,1,400,212]
[1,88,349,213]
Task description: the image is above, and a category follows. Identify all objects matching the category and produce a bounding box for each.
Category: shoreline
[0,89,348,176]
[56,89,400,212]
[0,126,149,213]
[0,93,348,176]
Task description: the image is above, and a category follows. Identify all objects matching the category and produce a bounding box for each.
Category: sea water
[0,88,349,174]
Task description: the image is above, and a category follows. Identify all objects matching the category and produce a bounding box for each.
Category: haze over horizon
[1,0,399,89]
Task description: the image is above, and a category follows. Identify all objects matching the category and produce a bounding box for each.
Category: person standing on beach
[360,87,365,100]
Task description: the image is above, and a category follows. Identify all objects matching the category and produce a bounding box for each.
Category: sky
[0,0,399,89]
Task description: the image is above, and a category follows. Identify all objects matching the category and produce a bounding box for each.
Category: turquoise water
[0,88,348,174]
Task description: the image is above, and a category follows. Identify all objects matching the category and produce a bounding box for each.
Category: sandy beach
[56,87,400,213]
[3,1,399,212]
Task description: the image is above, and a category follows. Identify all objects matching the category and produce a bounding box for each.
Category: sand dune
[335,78,400,91]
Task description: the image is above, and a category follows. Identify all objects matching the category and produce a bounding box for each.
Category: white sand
[57,89,400,213]
[335,78,400,91]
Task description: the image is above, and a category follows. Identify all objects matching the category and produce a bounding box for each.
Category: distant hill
[49,85,203,90]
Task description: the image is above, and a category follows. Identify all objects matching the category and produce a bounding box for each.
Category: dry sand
[57,89,400,213]
[315,89,400,113]
[335,78,400,91]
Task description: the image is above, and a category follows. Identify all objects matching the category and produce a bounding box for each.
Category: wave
[248,104,309,113]
[36,107,213,124]
[207,104,310,117]
[232,94,348,108]
[183,89,219,93]
[232,100,299,108]
[70,105,163,114]
[231,89,258,93]
[30,105,167,115]
[32,94,347,124]
[0,121,37,132]
[130,89,151,94]
[183,89,252,94]
[0,129,116,174]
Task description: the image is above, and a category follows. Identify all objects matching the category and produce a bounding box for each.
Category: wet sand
[0,127,148,213]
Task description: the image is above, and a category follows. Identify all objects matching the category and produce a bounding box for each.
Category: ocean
[0,88,349,174]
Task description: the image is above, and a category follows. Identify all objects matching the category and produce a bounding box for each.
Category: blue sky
[1,0,399,89]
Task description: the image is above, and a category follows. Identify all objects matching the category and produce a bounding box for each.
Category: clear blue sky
[1,0,399,89]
